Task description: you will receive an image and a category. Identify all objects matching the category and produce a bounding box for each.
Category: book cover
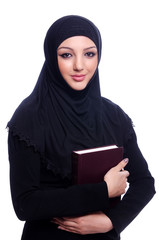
[72,145,123,208]
[72,145,123,185]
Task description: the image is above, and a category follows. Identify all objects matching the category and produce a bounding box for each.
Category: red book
[72,145,123,185]
[72,145,123,208]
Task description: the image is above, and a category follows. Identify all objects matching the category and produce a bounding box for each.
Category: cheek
[87,59,98,75]
[58,58,71,76]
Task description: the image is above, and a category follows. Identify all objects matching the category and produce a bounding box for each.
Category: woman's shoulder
[101,97,126,117]
[7,94,44,153]
[101,97,133,130]
[8,94,37,125]
[7,94,40,138]
[102,97,134,144]
[101,97,118,108]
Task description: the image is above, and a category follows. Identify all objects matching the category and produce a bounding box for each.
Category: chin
[71,84,88,91]
[69,80,90,91]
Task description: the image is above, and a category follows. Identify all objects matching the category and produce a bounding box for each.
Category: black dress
[8,98,155,240]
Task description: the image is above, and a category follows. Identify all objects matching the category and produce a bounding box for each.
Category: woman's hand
[104,158,130,198]
[52,212,113,235]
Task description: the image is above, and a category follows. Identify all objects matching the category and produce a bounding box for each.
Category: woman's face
[57,36,98,91]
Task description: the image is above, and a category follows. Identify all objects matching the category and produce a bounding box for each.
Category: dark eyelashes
[59,53,72,58]
[59,52,97,59]
[84,52,96,57]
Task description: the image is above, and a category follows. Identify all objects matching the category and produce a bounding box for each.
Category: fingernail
[124,158,129,163]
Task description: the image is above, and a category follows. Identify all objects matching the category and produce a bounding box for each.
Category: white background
[0,0,158,239]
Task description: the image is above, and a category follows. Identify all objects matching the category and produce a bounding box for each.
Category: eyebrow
[57,46,97,51]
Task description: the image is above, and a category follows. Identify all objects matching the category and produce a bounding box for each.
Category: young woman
[7,15,155,240]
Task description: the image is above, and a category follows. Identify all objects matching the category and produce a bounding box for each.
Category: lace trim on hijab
[7,125,38,151]
[7,125,71,179]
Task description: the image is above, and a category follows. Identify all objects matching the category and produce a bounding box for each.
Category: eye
[85,52,96,58]
[60,53,72,58]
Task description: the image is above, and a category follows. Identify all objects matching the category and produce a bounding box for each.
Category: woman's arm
[8,132,109,221]
[106,131,156,234]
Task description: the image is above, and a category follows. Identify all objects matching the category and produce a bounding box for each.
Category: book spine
[72,152,79,184]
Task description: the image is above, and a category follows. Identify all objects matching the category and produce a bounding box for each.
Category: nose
[73,56,84,72]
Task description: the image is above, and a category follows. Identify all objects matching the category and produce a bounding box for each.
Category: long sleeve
[106,131,156,234]
[8,132,109,221]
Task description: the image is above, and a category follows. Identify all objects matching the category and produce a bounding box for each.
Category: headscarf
[7,15,122,178]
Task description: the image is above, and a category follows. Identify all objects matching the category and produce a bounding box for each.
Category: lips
[71,74,86,82]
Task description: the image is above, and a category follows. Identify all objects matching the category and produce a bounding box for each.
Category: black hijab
[7,15,119,178]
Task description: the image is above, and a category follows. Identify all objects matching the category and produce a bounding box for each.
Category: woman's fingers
[52,217,77,228]
[114,158,129,172]
[104,158,130,198]
[52,217,80,234]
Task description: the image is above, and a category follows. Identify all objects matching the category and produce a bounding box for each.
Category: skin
[57,36,98,91]
[53,36,130,235]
